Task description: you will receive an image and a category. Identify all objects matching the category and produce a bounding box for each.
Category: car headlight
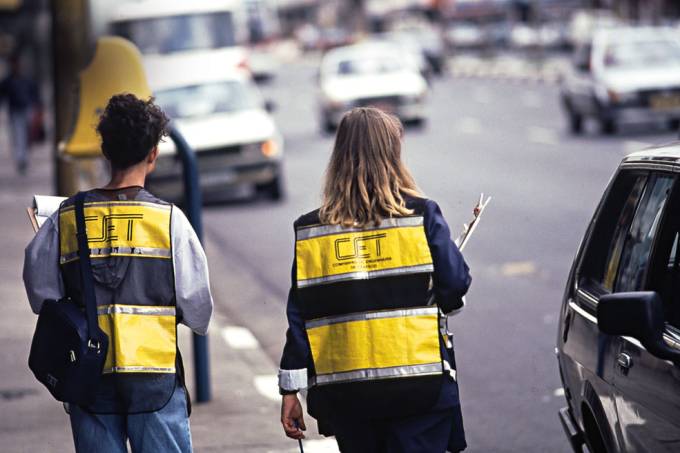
[261,139,279,157]
[243,140,281,158]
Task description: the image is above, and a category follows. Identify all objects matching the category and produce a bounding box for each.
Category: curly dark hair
[97,94,169,169]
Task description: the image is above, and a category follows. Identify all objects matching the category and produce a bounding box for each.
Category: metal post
[169,126,211,403]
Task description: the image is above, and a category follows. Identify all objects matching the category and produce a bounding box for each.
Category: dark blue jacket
[280,198,471,412]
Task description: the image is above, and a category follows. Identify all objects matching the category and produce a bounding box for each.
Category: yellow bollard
[57,36,152,195]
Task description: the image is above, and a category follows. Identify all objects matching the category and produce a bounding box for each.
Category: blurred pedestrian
[278,107,471,452]
[0,54,41,174]
[23,94,213,453]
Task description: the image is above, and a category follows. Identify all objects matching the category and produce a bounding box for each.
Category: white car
[318,42,428,132]
[561,27,680,134]
[145,56,284,201]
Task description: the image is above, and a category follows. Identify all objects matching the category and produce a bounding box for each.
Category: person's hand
[281,393,306,440]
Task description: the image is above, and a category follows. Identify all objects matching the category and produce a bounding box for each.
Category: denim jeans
[69,384,192,453]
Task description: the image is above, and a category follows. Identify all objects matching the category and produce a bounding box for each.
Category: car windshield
[113,12,236,55]
[604,39,680,68]
[155,80,261,118]
[334,56,403,75]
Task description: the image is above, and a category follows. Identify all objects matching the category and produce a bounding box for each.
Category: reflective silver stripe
[296,216,424,241]
[310,362,443,386]
[443,360,457,382]
[278,368,308,391]
[103,366,175,374]
[97,305,176,316]
[60,246,171,263]
[297,263,434,288]
[306,307,438,329]
[60,201,171,212]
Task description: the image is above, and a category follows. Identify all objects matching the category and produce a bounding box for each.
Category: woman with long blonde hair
[278,107,471,452]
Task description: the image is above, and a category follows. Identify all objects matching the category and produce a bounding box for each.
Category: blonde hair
[319,107,421,227]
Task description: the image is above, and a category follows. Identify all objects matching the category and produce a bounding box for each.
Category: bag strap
[74,191,101,345]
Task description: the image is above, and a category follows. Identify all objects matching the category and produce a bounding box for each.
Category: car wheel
[257,174,284,201]
[599,118,617,135]
[568,112,583,134]
[668,118,680,132]
[321,114,335,134]
[407,117,426,129]
[562,97,583,134]
[582,407,608,453]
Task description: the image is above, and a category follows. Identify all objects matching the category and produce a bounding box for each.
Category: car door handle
[617,353,633,369]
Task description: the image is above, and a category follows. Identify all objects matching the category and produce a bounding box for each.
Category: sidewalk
[0,119,335,452]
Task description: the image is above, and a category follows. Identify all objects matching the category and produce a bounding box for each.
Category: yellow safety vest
[58,189,178,413]
[294,197,447,417]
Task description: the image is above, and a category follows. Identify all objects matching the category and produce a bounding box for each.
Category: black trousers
[330,409,463,453]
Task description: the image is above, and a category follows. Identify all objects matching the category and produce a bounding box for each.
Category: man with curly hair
[23,93,213,452]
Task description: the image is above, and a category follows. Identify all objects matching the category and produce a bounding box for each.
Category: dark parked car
[556,143,680,452]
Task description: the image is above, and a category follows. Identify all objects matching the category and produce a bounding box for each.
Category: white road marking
[253,374,280,402]
[455,116,482,134]
[221,325,260,349]
[500,261,537,277]
[527,126,559,146]
[623,140,653,154]
[554,388,565,397]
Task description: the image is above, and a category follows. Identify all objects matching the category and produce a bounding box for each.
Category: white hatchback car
[318,42,428,132]
[561,26,680,134]
[145,55,284,201]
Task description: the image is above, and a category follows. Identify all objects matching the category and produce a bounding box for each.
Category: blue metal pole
[169,126,211,403]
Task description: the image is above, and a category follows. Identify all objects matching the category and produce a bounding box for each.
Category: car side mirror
[597,291,680,363]
[264,100,276,113]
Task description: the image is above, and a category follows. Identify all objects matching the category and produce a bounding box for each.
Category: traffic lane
[417,78,675,451]
[418,77,677,282]
[202,65,676,450]
[205,74,574,451]
[402,81,581,452]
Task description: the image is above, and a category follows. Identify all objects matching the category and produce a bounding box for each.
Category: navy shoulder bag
[28,191,109,405]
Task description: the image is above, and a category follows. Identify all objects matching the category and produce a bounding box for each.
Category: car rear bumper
[608,105,680,123]
[559,406,585,453]
[324,100,425,126]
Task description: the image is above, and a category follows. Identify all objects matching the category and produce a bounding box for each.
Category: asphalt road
[202,59,678,452]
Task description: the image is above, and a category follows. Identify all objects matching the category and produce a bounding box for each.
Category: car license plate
[650,93,680,111]
[200,170,236,186]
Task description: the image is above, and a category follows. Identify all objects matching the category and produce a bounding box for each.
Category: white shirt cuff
[278,368,308,391]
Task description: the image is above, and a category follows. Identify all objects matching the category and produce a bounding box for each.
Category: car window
[603,39,680,69]
[578,171,647,294]
[336,57,403,75]
[615,175,675,292]
[155,80,262,119]
[114,12,237,55]
[644,177,680,328]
